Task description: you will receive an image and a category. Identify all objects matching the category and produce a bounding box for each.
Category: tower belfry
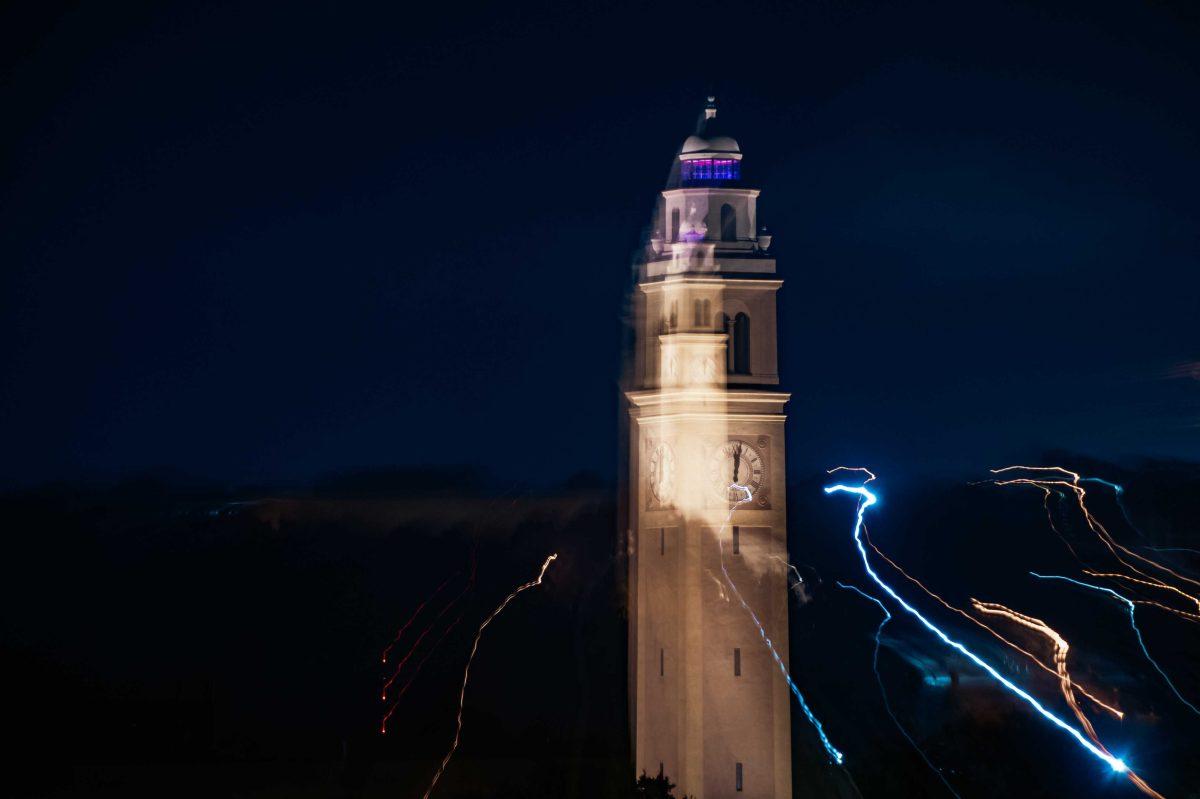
[624,100,792,798]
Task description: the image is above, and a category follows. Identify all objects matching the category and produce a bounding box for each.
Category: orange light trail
[419,553,558,799]
[707,568,730,603]
[970,601,1101,739]
[863,528,1123,719]
[1032,571,1200,721]
[969,600,1162,799]
[829,465,876,483]
[991,466,1200,609]
[1082,570,1200,616]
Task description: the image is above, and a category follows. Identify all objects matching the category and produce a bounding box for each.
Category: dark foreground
[5,458,1199,797]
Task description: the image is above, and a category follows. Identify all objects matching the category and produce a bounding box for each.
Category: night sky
[3,0,1198,490]
[5,6,1200,797]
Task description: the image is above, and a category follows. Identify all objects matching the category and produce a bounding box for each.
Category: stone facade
[625,99,793,799]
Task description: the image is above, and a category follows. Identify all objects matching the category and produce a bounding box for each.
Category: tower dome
[675,97,742,184]
[678,96,742,158]
[679,132,741,156]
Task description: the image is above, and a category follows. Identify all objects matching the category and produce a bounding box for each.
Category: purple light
[681,158,739,182]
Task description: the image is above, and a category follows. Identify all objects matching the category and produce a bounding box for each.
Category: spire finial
[705,96,717,120]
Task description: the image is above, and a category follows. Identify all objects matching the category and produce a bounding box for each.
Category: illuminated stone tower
[625,98,792,799]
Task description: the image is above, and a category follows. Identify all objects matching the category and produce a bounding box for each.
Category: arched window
[720,203,737,242]
[671,209,681,242]
[693,298,712,328]
[733,313,750,374]
[724,312,751,375]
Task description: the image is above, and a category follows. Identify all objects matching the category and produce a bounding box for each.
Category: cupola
[677,97,742,184]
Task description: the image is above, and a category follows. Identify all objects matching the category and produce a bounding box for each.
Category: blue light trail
[837,581,961,798]
[1081,476,1142,540]
[1031,572,1200,716]
[1146,546,1200,556]
[720,484,845,765]
[824,480,1128,774]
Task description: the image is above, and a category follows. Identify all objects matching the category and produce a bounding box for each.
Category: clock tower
[624,99,793,799]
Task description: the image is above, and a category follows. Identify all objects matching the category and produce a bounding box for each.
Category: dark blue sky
[2,0,1197,489]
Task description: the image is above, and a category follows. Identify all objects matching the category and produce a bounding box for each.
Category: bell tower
[624,99,792,799]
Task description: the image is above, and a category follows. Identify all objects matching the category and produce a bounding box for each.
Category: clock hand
[732,443,742,484]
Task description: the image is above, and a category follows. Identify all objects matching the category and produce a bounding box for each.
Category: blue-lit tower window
[681,158,740,183]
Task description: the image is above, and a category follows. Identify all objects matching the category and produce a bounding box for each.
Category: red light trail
[379,606,468,732]
[381,570,457,665]
[381,553,478,701]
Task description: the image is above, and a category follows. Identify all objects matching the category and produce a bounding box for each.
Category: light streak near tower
[772,555,813,605]
[823,474,1130,775]
[717,483,845,765]
[420,553,558,799]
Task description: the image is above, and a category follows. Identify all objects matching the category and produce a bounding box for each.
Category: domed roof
[680,133,740,155]
[677,97,741,158]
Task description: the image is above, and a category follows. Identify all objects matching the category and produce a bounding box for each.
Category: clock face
[648,442,676,505]
[710,440,766,503]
